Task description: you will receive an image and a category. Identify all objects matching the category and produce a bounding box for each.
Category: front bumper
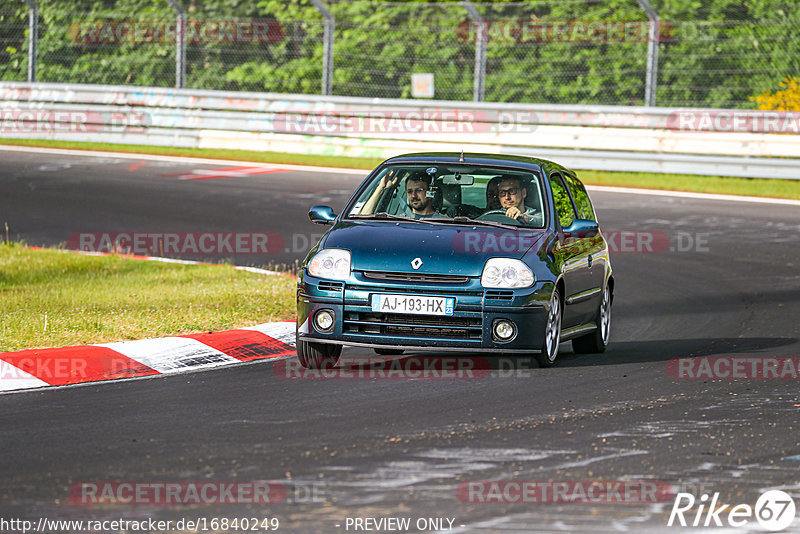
[297,271,554,353]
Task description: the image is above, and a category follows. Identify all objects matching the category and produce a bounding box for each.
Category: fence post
[21,0,37,82]
[636,0,659,107]
[165,0,186,88]
[460,1,486,102]
[310,0,334,96]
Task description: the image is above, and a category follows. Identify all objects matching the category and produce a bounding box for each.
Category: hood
[322,220,545,276]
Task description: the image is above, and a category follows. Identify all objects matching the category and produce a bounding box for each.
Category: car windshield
[346,164,546,228]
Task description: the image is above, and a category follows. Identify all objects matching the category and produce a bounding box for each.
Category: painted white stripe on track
[97,337,239,374]
[242,322,297,346]
[234,265,283,276]
[0,145,367,175]
[0,360,51,391]
[47,248,284,276]
[586,185,800,206]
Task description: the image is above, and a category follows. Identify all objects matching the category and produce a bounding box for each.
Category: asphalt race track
[0,148,367,268]
[1,147,799,533]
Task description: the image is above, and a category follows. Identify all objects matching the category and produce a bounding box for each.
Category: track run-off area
[1,146,799,533]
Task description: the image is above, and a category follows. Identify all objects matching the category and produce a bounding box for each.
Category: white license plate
[371,294,455,316]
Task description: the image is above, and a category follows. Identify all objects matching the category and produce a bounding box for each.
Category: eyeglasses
[498,187,520,197]
[406,188,426,195]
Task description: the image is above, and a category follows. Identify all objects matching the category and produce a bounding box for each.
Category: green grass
[1,137,798,200]
[0,243,296,352]
[578,169,800,200]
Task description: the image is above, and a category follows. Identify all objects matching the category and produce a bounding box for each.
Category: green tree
[1,0,797,108]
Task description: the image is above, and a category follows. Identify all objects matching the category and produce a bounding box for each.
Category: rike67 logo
[668,490,796,531]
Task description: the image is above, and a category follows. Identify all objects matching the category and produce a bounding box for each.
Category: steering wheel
[476,209,521,225]
[447,204,483,219]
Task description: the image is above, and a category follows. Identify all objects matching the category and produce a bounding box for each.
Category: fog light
[314,309,335,332]
[493,319,516,341]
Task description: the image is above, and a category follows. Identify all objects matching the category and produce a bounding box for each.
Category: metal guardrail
[0,82,798,179]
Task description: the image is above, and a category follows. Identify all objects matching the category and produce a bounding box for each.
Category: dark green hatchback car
[296,152,613,368]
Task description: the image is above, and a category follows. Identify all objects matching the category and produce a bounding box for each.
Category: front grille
[347,284,483,297]
[318,280,344,292]
[343,311,482,340]
[485,289,514,301]
[362,271,470,284]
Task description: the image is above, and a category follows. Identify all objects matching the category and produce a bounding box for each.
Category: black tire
[296,340,342,369]
[535,289,562,367]
[572,285,612,354]
[374,348,404,356]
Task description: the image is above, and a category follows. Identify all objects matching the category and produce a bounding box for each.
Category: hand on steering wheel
[503,206,530,223]
[476,209,521,225]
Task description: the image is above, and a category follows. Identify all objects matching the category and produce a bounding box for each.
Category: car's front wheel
[296,340,342,369]
[535,289,562,367]
[572,284,612,354]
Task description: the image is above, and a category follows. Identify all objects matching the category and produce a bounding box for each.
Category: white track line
[586,185,800,206]
[40,247,284,276]
[0,145,367,175]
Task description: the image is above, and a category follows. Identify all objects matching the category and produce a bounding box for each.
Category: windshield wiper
[349,213,417,221]
[431,216,519,230]
[350,213,462,227]
[350,213,522,229]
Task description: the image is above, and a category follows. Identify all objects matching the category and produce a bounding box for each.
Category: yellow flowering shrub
[751,76,800,111]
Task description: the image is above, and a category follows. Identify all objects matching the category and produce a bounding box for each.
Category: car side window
[548,172,576,229]
[563,173,596,222]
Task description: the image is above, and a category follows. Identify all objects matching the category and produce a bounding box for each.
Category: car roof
[384,152,574,176]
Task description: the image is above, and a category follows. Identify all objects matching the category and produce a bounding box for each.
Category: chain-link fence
[2,0,799,108]
[651,0,800,108]
[0,3,30,82]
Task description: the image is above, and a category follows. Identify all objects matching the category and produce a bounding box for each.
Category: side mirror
[563,219,599,239]
[308,205,337,225]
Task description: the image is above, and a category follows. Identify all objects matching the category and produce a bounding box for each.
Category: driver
[496,176,537,224]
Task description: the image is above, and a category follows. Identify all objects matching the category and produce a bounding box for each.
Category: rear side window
[548,172,575,228]
[563,173,596,222]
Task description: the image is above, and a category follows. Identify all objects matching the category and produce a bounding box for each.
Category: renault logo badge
[411,258,423,270]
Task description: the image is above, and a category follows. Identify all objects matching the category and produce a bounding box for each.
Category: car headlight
[308,249,351,281]
[481,258,534,288]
